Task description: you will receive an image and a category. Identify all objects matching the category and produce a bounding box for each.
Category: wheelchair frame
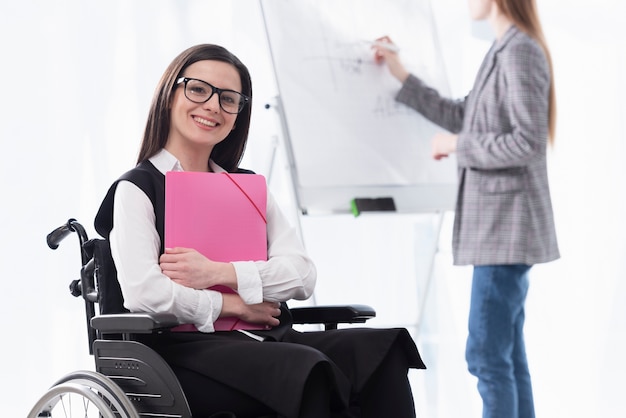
[29,218,376,418]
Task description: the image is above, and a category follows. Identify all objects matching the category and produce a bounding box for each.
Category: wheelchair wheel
[28,370,139,418]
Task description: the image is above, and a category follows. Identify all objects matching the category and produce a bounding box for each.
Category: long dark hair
[136,44,253,171]
[496,0,556,144]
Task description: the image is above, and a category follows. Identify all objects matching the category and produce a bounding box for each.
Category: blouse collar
[148,149,226,175]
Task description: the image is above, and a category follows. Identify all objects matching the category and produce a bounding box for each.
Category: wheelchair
[29,218,376,418]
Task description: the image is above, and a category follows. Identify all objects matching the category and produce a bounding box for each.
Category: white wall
[2,1,625,417]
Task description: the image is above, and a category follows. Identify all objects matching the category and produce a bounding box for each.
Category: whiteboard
[261,0,457,214]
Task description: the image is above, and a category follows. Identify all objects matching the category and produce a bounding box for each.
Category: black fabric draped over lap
[94,161,426,417]
[136,327,423,417]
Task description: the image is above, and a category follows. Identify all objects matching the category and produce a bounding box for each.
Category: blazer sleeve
[395,74,466,133]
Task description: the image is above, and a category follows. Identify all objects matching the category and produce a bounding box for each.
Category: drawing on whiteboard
[302,53,368,76]
[372,94,415,118]
[301,40,379,88]
[261,0,457,214]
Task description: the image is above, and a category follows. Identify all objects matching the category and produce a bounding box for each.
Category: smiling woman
[91,43,425,417]
[163,60,248,172]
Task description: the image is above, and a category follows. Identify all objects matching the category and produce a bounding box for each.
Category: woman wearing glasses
[94,44,425,418]
[373,1,559,417]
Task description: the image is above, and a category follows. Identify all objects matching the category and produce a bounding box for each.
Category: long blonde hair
[496,0,556,144]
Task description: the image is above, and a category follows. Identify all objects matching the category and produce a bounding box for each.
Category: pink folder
[164,171,268,331]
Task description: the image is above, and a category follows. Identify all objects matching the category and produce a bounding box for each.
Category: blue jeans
[466,264,535,418]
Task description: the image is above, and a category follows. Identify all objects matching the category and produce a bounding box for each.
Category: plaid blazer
[396,26,559,265]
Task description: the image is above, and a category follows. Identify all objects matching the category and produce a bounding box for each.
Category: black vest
[95,160,166,252]
[95,160,254,252]
[92,160,255,315]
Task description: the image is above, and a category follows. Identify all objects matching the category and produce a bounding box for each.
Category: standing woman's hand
[431,133,458,160]
[372,36,410,83]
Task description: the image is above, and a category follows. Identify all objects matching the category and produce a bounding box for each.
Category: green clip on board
[351,197,397,217]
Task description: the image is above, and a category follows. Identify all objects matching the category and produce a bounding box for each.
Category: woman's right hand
[222,293,282,327]
[372,35,410,83]
[160,247,237,291]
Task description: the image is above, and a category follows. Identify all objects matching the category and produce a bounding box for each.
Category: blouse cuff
[232,261,263,304]
[195,290,223,333]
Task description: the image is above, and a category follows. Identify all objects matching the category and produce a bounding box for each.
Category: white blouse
[109,149,316,332]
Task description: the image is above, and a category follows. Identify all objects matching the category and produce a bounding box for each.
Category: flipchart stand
[264,96,445,336]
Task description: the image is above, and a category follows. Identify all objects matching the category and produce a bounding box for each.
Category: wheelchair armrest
[91,312,180,334]
[91,306,376,334]
[291,304,376,330]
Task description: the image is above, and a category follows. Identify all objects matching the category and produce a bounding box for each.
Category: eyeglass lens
[184,78,245,114]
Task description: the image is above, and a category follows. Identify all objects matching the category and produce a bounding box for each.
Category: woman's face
[467,0,494,20]
[168,59,242,152]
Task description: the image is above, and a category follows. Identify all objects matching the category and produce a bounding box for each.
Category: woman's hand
[159,247,237,290]
[431,132,458,160]
[372,35,410,83]
[222,293,282,327]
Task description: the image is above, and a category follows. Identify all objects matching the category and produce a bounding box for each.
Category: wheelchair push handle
[47,218,89,251]
[47,219,76,249]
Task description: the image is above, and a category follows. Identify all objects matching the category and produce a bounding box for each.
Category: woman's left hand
[159,247,236,290]
[431,132,458,160]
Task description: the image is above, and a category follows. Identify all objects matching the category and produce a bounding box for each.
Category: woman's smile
[192,115,219,128]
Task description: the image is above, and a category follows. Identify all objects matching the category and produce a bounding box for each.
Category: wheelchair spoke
[28,379,130,418]
[53,391,110,417]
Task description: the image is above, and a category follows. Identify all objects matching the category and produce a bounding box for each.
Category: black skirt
[139,324,425,417]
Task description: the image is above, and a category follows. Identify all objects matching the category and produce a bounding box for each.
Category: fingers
[238,302,282,327]
[268,302,281,317]
[160,247,206,265]
[268,317,280,327]
[372,36,397,52]
[374,50,385,64]
[163,247,191,254]
[372,35,396,64]
[432,142,449,160]
[431,132,458,160]
[268,303,282,326]
[262,302,282,322]
[160,247,186,263]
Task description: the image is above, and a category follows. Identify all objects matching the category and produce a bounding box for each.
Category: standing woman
[373,1,558,417]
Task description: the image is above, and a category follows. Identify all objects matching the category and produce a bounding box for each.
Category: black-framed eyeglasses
[176,77,249,114]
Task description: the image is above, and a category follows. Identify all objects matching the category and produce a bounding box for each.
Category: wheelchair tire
[28,370,139,418]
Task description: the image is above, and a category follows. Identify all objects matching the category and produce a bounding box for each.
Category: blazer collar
[494,25,519,53]
[472,25,520,99]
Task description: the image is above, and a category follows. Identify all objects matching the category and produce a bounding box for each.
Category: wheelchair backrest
[48,219,128,354]
[83,238,129,315]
